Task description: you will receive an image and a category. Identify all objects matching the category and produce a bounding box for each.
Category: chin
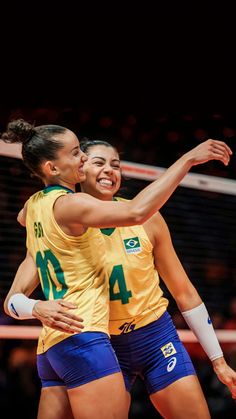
[78,174,86,182]
[97,189,113,200]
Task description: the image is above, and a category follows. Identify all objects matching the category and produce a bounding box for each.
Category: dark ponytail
[1,119,36,145]
[1,119,67,177]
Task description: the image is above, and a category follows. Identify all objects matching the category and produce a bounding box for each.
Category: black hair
[80,138,128,197]
[80,138,118,154]
[1,119,68,177]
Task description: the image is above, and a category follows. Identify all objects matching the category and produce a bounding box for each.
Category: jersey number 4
[109,265,132,304]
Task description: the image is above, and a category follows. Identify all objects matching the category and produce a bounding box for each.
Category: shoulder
[53,191,99,222]
[143,211,170,245]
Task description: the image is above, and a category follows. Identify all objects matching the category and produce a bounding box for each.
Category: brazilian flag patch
[160,342,177,358]
[123,237,141,254]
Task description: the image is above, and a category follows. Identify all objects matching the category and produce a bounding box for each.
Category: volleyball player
[2,119,233,419]
[80,140,236,418]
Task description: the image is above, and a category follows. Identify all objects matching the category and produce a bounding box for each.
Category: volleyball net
[0,142,236,344]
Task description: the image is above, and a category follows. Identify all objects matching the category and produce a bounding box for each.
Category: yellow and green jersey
[26,185,109,354]
[101,199,168,335]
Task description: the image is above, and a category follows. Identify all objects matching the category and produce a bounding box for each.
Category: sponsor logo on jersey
[167,356,177,372]
[123,237,141,254]
[119,320,136,333]
[160,342,177,358]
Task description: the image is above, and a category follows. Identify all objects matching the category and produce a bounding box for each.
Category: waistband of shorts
[110,310,172,340]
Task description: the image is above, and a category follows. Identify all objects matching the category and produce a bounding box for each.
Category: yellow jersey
[101,201,168,335]
[26,185,109,354]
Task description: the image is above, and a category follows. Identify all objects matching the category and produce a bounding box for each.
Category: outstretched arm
[18,140,232,230]
[144,212,236,399]
[56,139,232,229]
[4,252,84,334]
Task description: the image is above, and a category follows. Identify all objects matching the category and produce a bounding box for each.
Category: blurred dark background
[0,4,236,418]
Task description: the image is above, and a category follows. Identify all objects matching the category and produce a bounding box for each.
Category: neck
[45,181,76,192]
[81,188,113,201]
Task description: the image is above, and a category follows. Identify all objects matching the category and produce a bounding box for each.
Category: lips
[78,165,85,174]
[98,178,114,186]
[78,168,85,177]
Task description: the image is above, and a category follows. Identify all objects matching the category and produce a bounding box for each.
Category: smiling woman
[78,139,236,418]
[1,119,233,419]
[80,139,122,200]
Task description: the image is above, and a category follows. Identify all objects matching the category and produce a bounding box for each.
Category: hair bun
[1,119,35,144]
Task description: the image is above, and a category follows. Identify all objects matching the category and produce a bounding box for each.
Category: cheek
[84,173,96,186]
[116,174,122,187]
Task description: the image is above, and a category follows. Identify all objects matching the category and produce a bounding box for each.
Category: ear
[42,161,60,177]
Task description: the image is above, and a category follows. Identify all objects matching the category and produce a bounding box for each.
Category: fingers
[229,378,236,399]
[35,300,85,333]
[51,310,84,332]
[40,315,84,334]
[47,321,83,334]
[56,313,84,329]
[217,370,236,399]
[58,320,84,334]
[58,300,77,309]
[228,384,236,399]
[61,311,84,323]
[208,139,232,166]
[209,139,232,155]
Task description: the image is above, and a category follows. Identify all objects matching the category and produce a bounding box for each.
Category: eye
[93,161,103,166]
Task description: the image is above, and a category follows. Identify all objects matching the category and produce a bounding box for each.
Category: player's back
[26,185,109,353]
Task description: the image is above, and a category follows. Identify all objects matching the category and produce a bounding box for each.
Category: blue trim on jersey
[37,332,121,389]
[111,311,196,394]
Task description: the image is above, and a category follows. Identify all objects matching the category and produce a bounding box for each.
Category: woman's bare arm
[57,139,232,229]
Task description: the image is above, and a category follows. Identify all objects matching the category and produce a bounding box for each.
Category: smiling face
[80,144,121,200]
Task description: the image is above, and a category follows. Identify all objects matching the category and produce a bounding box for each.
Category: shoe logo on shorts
[207,317,212,325]
[160,342,177,358]
[167,357,177,372]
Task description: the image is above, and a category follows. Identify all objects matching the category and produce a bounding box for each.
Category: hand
[212,357,236,399]
[186,139,232,166]
[32,299,84,334]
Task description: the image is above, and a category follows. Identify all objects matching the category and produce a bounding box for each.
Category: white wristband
[8,293,39,320]
[181,302,223,361]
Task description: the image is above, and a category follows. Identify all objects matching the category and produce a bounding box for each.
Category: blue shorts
[37,332,121,389]
[110,311,196,394]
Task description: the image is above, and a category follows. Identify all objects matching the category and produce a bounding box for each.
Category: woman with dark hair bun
[2,119,233,419]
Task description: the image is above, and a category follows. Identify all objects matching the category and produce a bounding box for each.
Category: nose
[103,164,113,173]
[81,151,88,162]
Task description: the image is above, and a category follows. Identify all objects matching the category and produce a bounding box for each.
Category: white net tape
[1,143,236,344]
[1,141,236,195]
[0,325,235,342]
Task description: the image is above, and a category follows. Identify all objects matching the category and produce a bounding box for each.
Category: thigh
[37,386,74,419]
[48,332,121,389]
[68,372,129,419]
[112,312,196,395]
[150,375,210,419]
[145,337,196,394]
